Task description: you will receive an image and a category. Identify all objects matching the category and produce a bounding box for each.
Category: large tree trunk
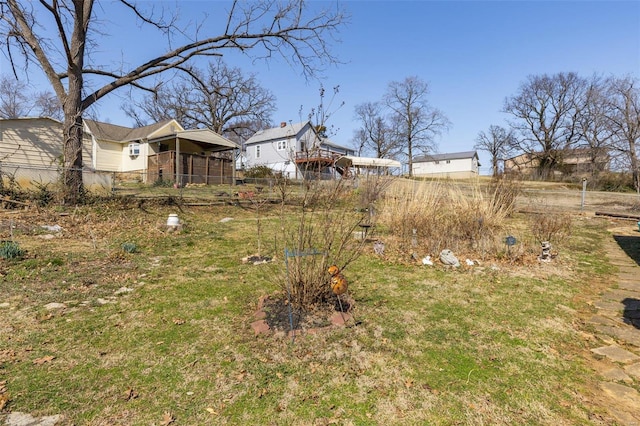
[62,46,86,204]
[62,112,84,204]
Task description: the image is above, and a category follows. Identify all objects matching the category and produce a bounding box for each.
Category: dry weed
[377,180,519,259]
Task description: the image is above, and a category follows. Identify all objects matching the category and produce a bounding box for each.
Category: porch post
[232,148,237,186]
[175,137,181,185]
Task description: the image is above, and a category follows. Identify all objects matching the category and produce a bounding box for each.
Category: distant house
[244,121,355,179]
[504,148,610,178]
[0,117,239,188]
[412,151,480,178]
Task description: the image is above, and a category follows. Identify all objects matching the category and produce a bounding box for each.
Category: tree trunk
[62,66,86,204]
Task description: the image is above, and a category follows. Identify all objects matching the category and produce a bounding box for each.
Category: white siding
[413,157,478,178]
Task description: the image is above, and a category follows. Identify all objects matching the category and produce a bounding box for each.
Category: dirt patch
[258,294,353,333]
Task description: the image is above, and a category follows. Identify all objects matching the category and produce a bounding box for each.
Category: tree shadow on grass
[622,298,640,329]
[613,234,640,266]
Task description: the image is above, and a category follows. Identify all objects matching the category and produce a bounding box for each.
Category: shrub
[276,180,368,308]
[244,165,274,179]
[529,212,572,245]
[0,241,24,259]
[121,242,138,253]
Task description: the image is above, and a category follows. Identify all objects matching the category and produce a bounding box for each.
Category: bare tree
[474,125,515,178]
[0,75,30,118]
[605,75,640,190]
[34,90,64,121]
[123,58,276,140]
[384,76,450,177]
[503,72,586,179]
[0,75,62,119]
[575,75,614,178]
[0,0,346,203]
[352,101,398,159]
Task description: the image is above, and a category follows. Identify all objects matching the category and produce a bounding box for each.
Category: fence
[0,163,113,194]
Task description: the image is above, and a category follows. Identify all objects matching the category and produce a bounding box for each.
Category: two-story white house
[243,121,355,179]
[412,151,480,178]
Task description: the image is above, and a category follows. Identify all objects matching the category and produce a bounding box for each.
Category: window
[434,160,439,165]
[446,160,451,164]
[277,140,288,151]
[129,142,140,156]
[256,145,261,158]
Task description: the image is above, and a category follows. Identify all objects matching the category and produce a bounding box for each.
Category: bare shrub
[529,212,572,245]
[276,179,368,308]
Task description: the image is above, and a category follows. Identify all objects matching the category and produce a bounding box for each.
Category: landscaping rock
[43,302,66,311]
[5,412,63,426]
[439,249,460,267]
[251,319,270,336]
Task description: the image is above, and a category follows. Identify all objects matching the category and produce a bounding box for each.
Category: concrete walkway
[587,226,640,425]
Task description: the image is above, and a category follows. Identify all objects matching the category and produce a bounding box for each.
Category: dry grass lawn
[0,184,633,425]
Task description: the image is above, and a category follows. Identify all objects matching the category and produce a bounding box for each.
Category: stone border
[250,295,354,337]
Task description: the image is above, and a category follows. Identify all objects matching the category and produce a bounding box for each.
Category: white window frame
[255,145,261,159]
[129,142,141,157]
[277,140,288,151]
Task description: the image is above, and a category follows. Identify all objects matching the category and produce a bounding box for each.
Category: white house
[244,121,355,179]
[412,151,480,178]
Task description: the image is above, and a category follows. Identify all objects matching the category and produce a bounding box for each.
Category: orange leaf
[161,411,175,426]
[0,393,9,411]
[33,355,55,365]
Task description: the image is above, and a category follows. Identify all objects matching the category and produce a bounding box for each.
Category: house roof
[84,119,238,151]
[414,151,478,163]
[0,116,62,125]
[335,156,401,168]
[83,119,180,142]
[244,121,309,144]
[175,129,239,151]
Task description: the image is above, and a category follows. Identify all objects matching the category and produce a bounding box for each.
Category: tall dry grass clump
[377,178,521,258]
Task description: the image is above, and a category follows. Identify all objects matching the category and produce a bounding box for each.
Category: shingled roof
[84,119,177,142]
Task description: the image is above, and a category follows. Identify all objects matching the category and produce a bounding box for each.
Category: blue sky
[3,1,639,174]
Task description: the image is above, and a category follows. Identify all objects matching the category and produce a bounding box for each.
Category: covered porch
[146,129,239,185]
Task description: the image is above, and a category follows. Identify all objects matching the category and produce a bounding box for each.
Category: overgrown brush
[377,179,519,259]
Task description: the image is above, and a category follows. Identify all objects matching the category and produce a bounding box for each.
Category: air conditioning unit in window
[129,142,140,157]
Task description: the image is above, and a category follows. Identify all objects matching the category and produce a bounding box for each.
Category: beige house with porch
[0,117,239,188]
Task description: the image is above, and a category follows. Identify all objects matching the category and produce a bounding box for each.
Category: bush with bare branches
[275,179,369,308]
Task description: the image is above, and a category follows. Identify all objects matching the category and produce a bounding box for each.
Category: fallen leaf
[205,407,218,415]
[124,388,138,401]
[0,393,9,411]
[161,411,175,425]
[33,355,55,365]
[172,318,185,325]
